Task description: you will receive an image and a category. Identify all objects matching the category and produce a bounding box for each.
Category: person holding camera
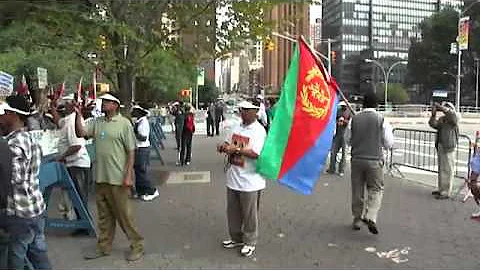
[429,101,459,200]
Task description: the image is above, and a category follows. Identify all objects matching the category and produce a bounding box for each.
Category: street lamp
[365,59,407,105]
[455,0,480,111]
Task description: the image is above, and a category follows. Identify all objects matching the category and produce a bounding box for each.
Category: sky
[310,4,322,24]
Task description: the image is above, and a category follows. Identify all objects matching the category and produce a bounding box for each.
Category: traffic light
[99,35,107,50]
[330,51,337,64]
[264,40,275,51]
[179,89,191,97]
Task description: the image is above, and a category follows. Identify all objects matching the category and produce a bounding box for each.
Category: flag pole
[299,35,356,115]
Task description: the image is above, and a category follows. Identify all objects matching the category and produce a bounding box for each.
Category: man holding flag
[217,100,266,258]
[350,91,393,234]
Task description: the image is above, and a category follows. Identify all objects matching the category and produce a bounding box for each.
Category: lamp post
[87,52,98,99]
[475,58,479,108]
[455,0,480,111]
[365,59,407,105]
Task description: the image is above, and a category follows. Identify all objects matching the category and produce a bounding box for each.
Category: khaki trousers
[95,183,144,253]
[226,188,261,246]
[351,159,384,223]
[437,144,455,196]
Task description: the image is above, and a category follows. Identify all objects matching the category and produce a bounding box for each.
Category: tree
[376,83,410,104]
[198,79,219,106]
[407,6,480,104]
[0,0,314,106]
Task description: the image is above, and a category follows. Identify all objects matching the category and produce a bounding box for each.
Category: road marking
[166,171,211,184]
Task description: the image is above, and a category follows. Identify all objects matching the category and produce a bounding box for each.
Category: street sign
[450,42,457,54]
[458,16,470,51]
[197,67,205,86]
[36,67,48,89]
[0,71,14,96]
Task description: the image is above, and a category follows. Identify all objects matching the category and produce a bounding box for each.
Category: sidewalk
[45,134,480,269]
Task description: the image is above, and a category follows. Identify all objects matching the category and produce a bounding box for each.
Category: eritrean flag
[256,37,339,195]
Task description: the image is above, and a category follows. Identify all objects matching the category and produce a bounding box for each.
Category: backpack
[185,113,195,133]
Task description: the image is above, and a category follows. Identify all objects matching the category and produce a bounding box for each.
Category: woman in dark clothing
[179,105,195,166]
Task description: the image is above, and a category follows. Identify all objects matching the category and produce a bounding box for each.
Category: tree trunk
[117,67,133,108]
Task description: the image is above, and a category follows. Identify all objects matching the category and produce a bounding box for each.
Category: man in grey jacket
[429,101,459,200]
[350,91,394,235]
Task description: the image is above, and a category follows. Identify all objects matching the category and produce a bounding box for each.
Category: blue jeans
[6,215,51,270]
[134,147,156,196]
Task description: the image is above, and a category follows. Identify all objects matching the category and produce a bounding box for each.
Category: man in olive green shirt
[74,93,144,262]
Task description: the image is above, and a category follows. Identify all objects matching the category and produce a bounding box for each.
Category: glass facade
[322,0,463,95]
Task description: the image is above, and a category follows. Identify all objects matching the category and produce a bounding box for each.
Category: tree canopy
[407,7,480,105]
[0,0,313,105]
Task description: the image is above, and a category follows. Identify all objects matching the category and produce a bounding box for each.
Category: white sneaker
[222,240,243,249]
[240,245,255,257]
[471,209,480,218]
[141,190,159,201]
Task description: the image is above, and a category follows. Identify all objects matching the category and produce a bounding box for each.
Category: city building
[176,1,216,83]
[262,2,310,97]
[322,0,463,99]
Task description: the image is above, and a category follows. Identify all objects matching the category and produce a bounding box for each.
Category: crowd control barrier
[389,128,472,179]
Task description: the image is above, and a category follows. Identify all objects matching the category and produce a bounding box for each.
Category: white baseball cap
[0,99,31,116]
[237,101,260,109]
[256,94,264,100]
[99,93,121,104]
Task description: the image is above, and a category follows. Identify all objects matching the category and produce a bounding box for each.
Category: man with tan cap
[429,101,459,200]
[74,93,144,261]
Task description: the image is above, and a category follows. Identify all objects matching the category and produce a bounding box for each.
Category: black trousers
[180,131,193,164]
[134,148,156,196]
[207,117,215,136]
[215,117,221,135]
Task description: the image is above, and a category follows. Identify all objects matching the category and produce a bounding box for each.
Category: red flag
[15,74,29,96]
[54,82,65,100]
[77,77,83,103]
[87,84,95,100]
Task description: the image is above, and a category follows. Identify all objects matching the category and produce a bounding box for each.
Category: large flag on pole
[256,37,339,195]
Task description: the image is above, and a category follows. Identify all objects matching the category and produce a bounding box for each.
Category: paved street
[45,129,480,269]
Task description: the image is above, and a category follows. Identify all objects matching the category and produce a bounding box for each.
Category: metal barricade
[390,128,472,179]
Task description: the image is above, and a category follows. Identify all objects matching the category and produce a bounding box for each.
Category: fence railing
[389,128,472,179]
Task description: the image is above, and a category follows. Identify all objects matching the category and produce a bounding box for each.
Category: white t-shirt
[225,120,266,192]
[58,113,91,168]
[257,103,268,126]
[135,116,150,148]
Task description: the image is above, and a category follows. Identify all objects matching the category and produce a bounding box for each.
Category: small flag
[54,82,65,100]
[256,37,339,195]
[77,77,83,103]
[15,74,29,96]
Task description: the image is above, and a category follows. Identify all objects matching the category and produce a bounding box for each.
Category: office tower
[322,0,463,97]
[263,2,310,97]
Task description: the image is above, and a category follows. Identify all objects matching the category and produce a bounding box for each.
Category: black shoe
[326,169,335,174]
[71,229,90,236]
[432,190,441,196]
[362,219,379,235]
